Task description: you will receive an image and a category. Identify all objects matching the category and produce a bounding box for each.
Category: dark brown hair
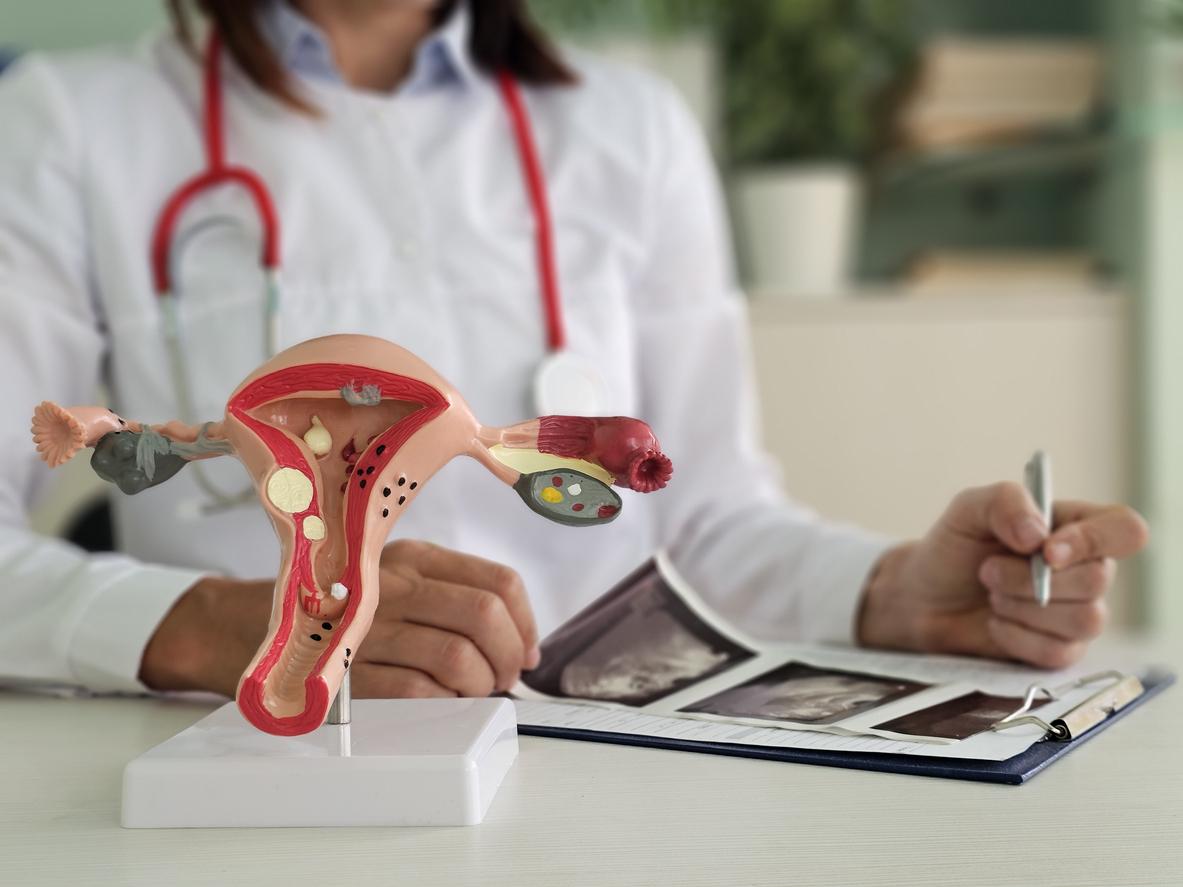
[167,0,576,113]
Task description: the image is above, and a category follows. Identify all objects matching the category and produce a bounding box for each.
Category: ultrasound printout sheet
[512,553,1144,761]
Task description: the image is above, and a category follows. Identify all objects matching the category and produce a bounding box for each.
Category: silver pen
[1024,450,1053,607]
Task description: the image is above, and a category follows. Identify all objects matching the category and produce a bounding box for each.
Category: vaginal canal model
[30,334,673,737]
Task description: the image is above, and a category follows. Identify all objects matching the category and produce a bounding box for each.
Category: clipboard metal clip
[991,670,1145,742]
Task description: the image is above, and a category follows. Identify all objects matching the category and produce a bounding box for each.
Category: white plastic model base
[121,697,518,828]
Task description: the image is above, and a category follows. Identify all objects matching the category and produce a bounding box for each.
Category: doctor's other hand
[856,483,1149,668]
[139,539,540,698]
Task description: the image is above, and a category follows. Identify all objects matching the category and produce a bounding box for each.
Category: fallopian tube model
[30,335,673,736]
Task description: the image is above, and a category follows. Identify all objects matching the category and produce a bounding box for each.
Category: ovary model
[31,335,672,736]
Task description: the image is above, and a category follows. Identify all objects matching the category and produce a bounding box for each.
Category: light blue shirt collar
[259,1,475,94]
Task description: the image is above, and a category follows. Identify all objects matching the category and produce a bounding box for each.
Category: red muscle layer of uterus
[227,338,675,734]
[224,355,449,736]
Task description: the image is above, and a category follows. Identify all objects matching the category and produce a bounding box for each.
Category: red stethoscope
[151,30,608,473]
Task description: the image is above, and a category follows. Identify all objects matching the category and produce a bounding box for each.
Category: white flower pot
[734,165,861,299]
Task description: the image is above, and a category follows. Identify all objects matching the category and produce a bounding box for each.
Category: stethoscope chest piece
[533,350,609,417]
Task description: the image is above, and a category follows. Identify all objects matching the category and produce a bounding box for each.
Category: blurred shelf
[875,131,1109,191]
[746,285,1126,325]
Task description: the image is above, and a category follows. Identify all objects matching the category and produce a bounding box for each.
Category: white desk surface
[2,637,1180,887]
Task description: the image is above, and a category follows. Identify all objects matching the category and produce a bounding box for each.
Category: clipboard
[517,669,1175,785]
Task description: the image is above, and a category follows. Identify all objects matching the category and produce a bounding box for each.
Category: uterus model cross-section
[30,334,673,736]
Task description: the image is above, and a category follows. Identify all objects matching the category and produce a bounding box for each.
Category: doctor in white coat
[0,0,1148,701]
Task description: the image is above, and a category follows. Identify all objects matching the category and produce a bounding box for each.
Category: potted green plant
[720,0,913,297]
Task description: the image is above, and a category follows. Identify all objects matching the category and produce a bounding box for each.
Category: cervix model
[31,334,673,736]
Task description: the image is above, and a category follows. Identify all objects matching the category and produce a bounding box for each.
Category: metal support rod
[327,670,351,725]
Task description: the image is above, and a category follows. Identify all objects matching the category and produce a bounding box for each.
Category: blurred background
[6,0,1182,641]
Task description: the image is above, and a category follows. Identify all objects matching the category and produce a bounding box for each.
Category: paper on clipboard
[511,553,1147,761]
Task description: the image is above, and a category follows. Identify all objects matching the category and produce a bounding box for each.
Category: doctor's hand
[856,483,1149,668]
[139,539,540,698]
[357,539,540,697]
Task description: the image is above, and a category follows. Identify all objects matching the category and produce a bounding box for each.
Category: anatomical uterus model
[31,335,672,736]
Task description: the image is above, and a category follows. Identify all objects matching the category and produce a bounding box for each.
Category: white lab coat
[0,30,889,694]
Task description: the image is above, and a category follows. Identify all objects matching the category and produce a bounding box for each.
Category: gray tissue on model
[90,431,187,495]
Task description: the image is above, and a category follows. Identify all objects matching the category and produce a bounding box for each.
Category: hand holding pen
[857,455,1150,669]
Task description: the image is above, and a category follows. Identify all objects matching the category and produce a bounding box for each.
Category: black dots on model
[344,659,349,669]
[382,487,391,497]
[376,445,385,455]
[398,477,406,486]
[365,466,374,475]
[409,481,418,490]
[346,648,352,656]
[310,633,322,642]
[359,478,366,489]
[398,495,406,505]
[382,508,389,518]
[322,622,332,631]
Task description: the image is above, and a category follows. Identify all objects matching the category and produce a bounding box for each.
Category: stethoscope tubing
[496,69,565,352]
[151,31,281,295]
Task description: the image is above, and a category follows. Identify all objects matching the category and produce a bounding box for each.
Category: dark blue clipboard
[517,670,1174,785]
